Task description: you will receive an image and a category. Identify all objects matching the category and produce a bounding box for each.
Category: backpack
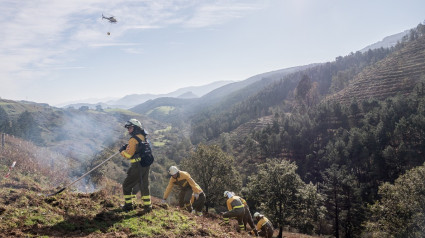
[132,132,154,167]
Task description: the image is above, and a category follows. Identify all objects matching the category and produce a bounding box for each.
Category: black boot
[143,206,152,213]
[121,203,133,212]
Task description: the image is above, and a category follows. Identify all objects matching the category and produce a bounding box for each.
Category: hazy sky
[1,0,424,106]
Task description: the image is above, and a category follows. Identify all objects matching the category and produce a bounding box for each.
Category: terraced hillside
[327,34,425,103]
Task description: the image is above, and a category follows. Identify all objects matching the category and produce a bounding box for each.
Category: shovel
[48,151,119,196]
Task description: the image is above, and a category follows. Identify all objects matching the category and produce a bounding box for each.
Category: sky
[0,0,424,106]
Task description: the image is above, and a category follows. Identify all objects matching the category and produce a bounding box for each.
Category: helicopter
[102,14,117,23]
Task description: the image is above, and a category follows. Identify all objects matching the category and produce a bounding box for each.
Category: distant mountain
[60,80,232,109]
[106,93,158,108]
[105,80,233,108]
[166,81,233,98]
[177,91,198,98]
[196,64,319,108]
[130,64,318,125]
[54,97,118,108]
[360,30,410,52]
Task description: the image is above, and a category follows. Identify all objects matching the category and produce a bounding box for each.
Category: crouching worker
[162,166,205,215]
[222,191,245,232]
[232,192,258,236]
[253,212,274,238]
[120,119,152,213]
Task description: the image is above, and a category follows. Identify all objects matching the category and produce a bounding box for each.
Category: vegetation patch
[147,106,175,115]
[154,125,172,134]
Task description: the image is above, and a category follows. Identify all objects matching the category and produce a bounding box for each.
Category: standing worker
[119,119,152,213]
[162,166,205,215]
[229,192,258,235]
[222,191,246,232]
[253,212,274,238]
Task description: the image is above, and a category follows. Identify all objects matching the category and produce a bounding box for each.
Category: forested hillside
[190,44,393,144]
[195,23,425,237]
[328,24,425,103]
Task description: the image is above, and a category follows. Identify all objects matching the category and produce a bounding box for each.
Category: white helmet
[169,166,179,176]
[254,212,261,218]
[125,119,142,129]
[223,191,232,198]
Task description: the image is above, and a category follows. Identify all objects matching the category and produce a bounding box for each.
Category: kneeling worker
[253,212,274,238]
[162,166,205,215]
[231,192,258,235]
[222,191,245,232]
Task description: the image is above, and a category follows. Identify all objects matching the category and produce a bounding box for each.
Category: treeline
[0,108,43,145]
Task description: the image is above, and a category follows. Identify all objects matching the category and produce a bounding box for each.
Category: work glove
[193,193,199,199]
[251,229,259,236]
[119,144,127,152]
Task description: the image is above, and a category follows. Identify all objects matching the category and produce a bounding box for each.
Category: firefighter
[222,191,246,232]
[119,119,152,213]
[229,192,258,235]
[252,212,274,238]
[162,166,205,215]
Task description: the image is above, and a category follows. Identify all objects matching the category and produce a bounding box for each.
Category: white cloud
[0,0,266,102]
[183,1,265,28]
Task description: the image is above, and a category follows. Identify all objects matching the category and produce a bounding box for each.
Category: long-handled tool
[48,151,119,196]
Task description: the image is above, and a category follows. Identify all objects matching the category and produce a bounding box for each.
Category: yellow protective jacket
[120,134,145,163]
[256,216,271,231]
[163,171,203,200]
[226,196,245,211]
[239,196,247,206]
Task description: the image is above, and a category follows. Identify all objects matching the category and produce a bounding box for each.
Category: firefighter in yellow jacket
[229,192,258,235]
[119,119,152,213]
[162,166,205,215]
[252,212,274,238]
[222,191,245,232]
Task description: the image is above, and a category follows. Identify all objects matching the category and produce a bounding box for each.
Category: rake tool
[48,151,119,196]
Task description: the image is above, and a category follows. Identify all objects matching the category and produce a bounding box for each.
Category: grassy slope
[0,135,239,237]
[0,177,253,238]
[0,135,317,238]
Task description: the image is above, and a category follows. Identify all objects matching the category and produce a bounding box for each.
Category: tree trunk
[278,225,283,238]
[334,188,340,238]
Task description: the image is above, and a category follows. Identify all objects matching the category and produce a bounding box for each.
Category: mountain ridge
[59,80,233,109]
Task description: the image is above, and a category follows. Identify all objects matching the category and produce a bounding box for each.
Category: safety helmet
[254,212,261,218]
[169,166,179,176]
[125,119,142,129]
[223,191,232,198]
